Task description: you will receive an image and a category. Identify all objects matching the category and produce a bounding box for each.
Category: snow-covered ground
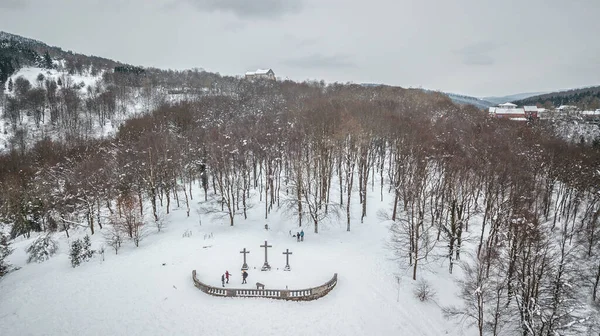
[0,67,155,152]
[6,66,102,91]
[0,186,472,336]
[553,120,600,143]
[0,67,105,151]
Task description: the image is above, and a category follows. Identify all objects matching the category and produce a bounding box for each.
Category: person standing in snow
[242,270,248,284]
[221,274,225,287]
[296,232,300,242]
[225,270,230,284]
[300,229,304,242]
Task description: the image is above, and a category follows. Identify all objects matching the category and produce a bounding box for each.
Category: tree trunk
[138,190,143,217]
[87,210,94,235]
[412,217,419,281]
[97,198,103,229]
[593,261,600,302]
[151,186,158,222]
[183,178,190,217]
[392,187,399,221]
[165,188,170,214]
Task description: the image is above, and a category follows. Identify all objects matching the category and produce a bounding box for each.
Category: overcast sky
[1,0,599,97]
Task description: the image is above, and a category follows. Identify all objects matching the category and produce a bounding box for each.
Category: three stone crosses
[239,240,292,271]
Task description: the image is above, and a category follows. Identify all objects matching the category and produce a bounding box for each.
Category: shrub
[69,239,82,268]
[26,234,58,263]
[414,279,436,302]
[69,235,95,268]
[0,232,13,276]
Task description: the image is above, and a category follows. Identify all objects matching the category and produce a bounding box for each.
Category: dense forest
[515,85,600,110]
[1,31,600,335]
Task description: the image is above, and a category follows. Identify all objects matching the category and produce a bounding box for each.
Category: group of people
[220,270,249,287]
[291,229,304,242]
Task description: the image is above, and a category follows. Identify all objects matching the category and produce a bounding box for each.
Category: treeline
[0,79,599,334]
[0,31,123,80]
[515,85,600,110]
[2,31,248,95]
[0,37,45,84]
[0,67,281,153]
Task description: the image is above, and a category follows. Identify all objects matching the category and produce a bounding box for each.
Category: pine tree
[43,51,52,69]
[82,235,95,260]
[26,234,58,263]
[69,235,95,268]
[0,232,13,276]
[69,239,82,268]
[7,77,13,92]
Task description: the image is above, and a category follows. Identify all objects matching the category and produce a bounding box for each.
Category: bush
[104,225,123,255]
[0,232,13,277]
[69,239,82,268]
[105,215,124,254]
[26,234,58,263]
[82,235,94,259]
[414,279,436,302]
[69,235,95,268]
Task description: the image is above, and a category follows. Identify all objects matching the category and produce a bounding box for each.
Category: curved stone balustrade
[192,270,337,301]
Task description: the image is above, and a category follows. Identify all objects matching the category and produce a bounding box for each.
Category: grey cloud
[181,0,303,19]
[282,34,318,48]
[0,0,28,9]
[283,54,356,69]
[455,41,497,66]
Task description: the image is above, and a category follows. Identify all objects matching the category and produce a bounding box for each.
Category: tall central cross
[282,249,293,271]
[260,240,272,271]
[240,248,250,270]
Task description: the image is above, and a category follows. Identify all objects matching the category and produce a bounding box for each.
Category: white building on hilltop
[245,69,276,81]
[498,102,518,109]
[489,102,538,121]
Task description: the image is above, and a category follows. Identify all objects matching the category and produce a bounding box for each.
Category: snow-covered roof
[557,105,577,110]
[509,117,528,121]
[493,108,526,115]
[523,106,538,112]
[581,110,600,116]
[246,69,273,76]
[498,102,517,107]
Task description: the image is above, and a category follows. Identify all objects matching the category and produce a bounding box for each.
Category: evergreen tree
[26,234,58,263]
[0,232,13,277]
[82,235,95,259]
[7,77,13,92]
[69,239,82,268]
[69,235,95,268]
[43,51,52,69]
[57,77,62,86]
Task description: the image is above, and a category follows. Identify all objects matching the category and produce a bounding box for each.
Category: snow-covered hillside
[0,184,471,336]
[548,119,600,144]
[5,66,101,92]
[1,66,104,151]
[0,66,165,153]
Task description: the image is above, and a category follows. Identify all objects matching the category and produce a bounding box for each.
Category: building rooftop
[246,69,273,76]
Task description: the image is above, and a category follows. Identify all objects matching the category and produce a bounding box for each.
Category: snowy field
[0,186,473,336]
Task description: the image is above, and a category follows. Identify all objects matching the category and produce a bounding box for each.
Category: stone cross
[260,240,272,271]
[240,248,250,270]
[282,249,292,271]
